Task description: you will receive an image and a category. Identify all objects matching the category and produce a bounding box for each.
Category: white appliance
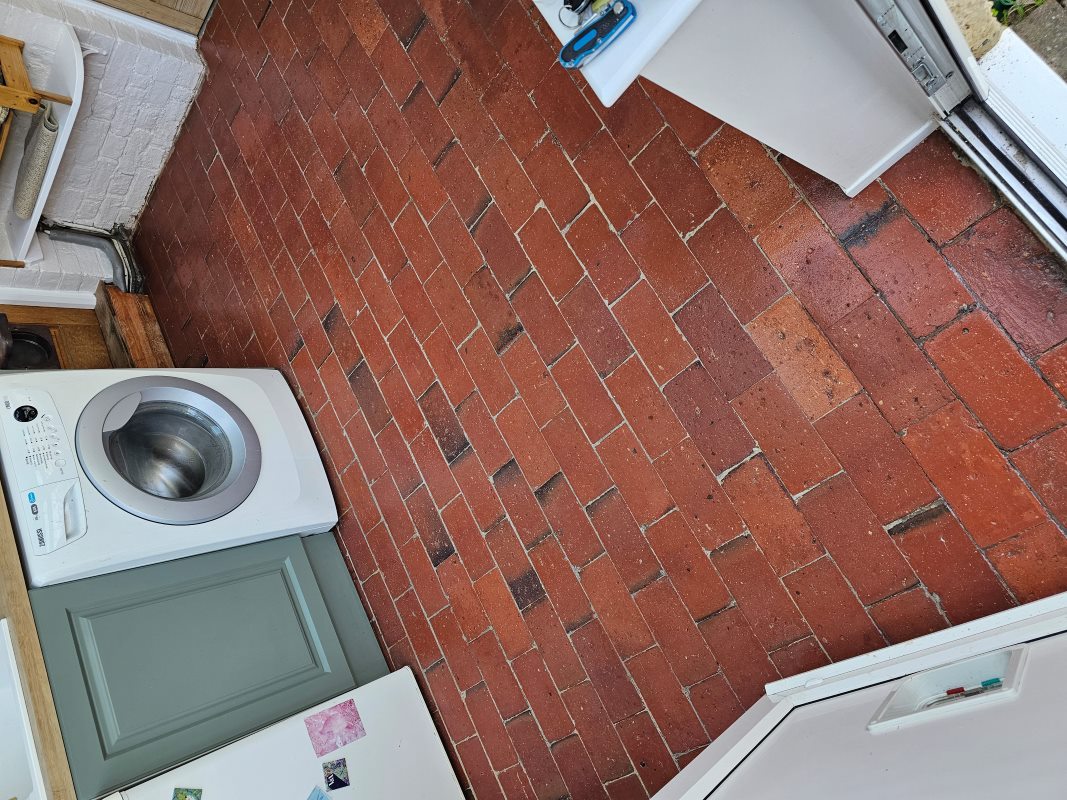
[0,369,337,588]
[656,592,1067,799]
[0,619,45,800]
[120,668,465,799]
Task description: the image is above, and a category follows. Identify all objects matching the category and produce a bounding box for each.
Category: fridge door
[705,631,1067,798]
[122,668,464,800]
[639,0,939,196]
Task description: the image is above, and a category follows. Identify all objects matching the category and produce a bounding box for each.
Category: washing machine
[0,369,338,588]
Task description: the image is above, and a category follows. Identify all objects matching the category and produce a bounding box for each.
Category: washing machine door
[75,376,263,525]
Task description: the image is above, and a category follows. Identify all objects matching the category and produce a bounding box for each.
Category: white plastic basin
[0,618,45,800]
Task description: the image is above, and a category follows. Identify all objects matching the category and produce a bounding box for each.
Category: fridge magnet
[322,758,351,791]
[172,790,202,800]
[304,699,366,757]
[306,787,329,800]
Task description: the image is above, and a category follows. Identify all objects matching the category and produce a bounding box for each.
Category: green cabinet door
[30,536,357,799]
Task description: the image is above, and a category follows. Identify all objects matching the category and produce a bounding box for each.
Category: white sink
[0,619,45,800]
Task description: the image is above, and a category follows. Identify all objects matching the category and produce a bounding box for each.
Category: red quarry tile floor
[134,0,1067,795]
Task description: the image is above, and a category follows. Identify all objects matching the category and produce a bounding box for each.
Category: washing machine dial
[13,405,37,422]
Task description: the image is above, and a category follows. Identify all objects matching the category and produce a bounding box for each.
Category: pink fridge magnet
[304,699,367,757]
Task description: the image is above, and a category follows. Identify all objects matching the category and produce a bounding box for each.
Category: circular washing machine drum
[75,376,263,525]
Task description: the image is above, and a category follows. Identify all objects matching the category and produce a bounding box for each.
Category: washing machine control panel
[0,388,87,554]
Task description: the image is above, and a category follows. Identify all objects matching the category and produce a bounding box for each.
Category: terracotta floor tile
[445,4,501,91]
[633,578,718,687]
[797,474,916,604]
[580,555,655,659]
[768,636,830,678]
[758,201,873,327]
[460,328,517,414]
[494,460,552,546]
[815,393,936,524]
[698,125,796,234]
[511,273,576,365]
[686,209,786,324]
[487,3,555,92]
[633,128,720,235]
[625,647,709,754]
[507,712,569,800]
[552,734,611,800]
[551,346,622,444]
[1012,426,1067,526]
[746,295,860,422]
[639,79,718,148]
[605,356,687,461]
[532,67,602,158]
[986,522,1067,603]
[560,278,634,378]
[645,511,731,622]
[943,208,1067,357]
[926,312,1067,449]
[497,398,560,490]
[482,60,552,154]
[435,142,492,227]
[587,489,660,596]
[439,76,499,164]
[903,402,1046,547]
[575,132,654,232]
[846,209,971,337]
[501,335,565,427]
[699,607,780,707]
[674,283,771,400]
[518,208,585,300]
[430,201,485,285]
[663,363,754,474]
[614,711,675,796]
[613,280,697,385]
[595,426,675,528]
[472,204,531,293]
[540,410,612,509]
[881,131,995,245]
[477,138,539,230]
[721,456,823,576]
[827,296,951,431]
[782,557,886,661]
[711,535,811,652]
[530,536,593,633]
[620,205,707,313]
[566,206,641,303]
[594,80,665,159]
[1037,341,1067,394]
[559,682,632,783]
[867,587,948,645]
[524,137,591,227]
[732,374,839,495]
[894,507,1014,624]
[654,439,745,551]
[464,267,522,353]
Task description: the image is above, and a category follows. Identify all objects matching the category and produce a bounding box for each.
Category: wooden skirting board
[95,284,175,368]
[0,480,77,799]
[89,0,211,35]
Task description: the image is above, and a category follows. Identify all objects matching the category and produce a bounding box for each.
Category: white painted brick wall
[0,235,111,292]
[0,0,204,297]
[0,0,204,230]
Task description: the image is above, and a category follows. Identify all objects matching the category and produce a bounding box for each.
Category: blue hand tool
[559,0,637,70]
